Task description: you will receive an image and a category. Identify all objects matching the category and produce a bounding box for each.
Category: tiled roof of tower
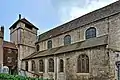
[3,41,17,49]
[38,0,120,42]
[9,18,38,30]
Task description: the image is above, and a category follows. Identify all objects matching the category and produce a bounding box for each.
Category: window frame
[77,54,89,73]
[48,58,54,72]
[25,61,28,71]
[59,59,64,72]
[85,27,96,39]
[36,45,39,51]
[47,40,52,49]
[39,59,44,72]
[64,35,71,45]
[31,60,35,71]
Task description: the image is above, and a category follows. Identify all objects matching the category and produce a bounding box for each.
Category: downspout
[55,54,57,80]
[64,53,66,80]
[107,17,111,79]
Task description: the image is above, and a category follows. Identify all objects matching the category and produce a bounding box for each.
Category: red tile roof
[3,41,17,49]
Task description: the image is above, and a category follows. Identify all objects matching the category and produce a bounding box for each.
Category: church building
[8,0,120,80]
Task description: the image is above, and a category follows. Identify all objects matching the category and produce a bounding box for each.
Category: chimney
[19,14,21,20]
[1,26,4,33]
[0,26,4,39]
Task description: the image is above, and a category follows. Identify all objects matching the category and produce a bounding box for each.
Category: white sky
[0,0,118,40]
[52,0,118,23]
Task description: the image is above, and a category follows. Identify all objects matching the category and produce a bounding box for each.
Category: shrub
[0,73,52,80]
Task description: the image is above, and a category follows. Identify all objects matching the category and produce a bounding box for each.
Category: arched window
[59,59,64,72]
[116,61,120,80]
[86,27,96,39]
[47,40,52,49]
[36,45,40,51]
[48,58,54,72]
[31,60,35,71]
[77,54,89,73]
[36,45,39,51]
[39,60,44,72]
[25,61,28,71]
[64,35,71,45]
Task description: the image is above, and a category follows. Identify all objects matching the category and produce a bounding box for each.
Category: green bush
[0,73,52,80]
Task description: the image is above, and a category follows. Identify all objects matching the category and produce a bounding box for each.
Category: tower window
[25,24,32,30]
[12,26,16,29]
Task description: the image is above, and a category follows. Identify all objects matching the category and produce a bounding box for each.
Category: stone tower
[9,14,38,69]
[0,26,4,68]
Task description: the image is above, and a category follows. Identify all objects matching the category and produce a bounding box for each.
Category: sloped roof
[9,18,38,30]
[38,0,120,42]
[23,35,108,60]
[3,41,17,49]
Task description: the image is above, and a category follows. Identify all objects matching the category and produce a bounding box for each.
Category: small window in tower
[12,26,16,29]
[25,24,33,30]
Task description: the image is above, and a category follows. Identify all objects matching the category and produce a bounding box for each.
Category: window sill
[76,73,89,75]
[58,72,64,74]
[39,72,44,73]
[59,72,64,73]
[48,72,54,73]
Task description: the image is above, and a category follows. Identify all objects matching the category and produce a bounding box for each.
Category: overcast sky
[0,0,118,41]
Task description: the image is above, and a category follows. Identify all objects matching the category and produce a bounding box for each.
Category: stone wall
[38,18,108,51]
[22,1,120,80]
[108,13,120,51]
[23,10,120,80]
[24,45,112,80]
[10,21,38,70]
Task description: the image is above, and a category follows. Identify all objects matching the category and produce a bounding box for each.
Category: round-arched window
[86,27,96,39]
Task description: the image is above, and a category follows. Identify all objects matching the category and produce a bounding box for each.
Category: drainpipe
[55,55,57,80]
[0,26,4,72]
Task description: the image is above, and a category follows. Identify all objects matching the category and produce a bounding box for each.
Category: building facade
[9,16,38,71]
[7,0,120,80]
[0,27,18,74]
[3,41,18,74]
